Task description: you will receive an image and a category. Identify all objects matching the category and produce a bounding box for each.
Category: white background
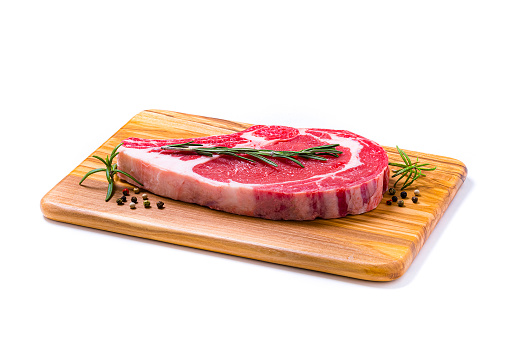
[1,1,508,338]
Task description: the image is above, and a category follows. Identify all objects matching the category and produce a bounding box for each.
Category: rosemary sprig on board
[161,142,343,167]
[79,143,143,201]
[389,146,437,189]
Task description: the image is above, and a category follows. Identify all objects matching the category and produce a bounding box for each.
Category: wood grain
[40,109,467,281]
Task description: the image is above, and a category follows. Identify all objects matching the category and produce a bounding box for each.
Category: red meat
[117,125,389,220]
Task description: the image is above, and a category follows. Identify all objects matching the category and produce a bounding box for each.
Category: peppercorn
[386,200,392,205]
[400,191,407,199]
[116,198,124,205]
[130,202,136,209]
[398,200,404,207]
[133,187,140,194]
[142,193,148,200]
[121,195,127,202]
[131,196,138,203]
[389,188,396,195]
[412,196,418,204]
[414,189,420,196]
[143,200,150,208]
[391,195,398,202]
[122,188,129,196]
[157,201,164,209]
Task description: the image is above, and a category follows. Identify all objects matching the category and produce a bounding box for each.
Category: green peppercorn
[391,195,398,202]
[142,193,148,200]
[121,195,127,202]
[133,187,140,194]
[400,191,407,199]
[389,188,396,195]
[398,200,404,207]
[116,198,124,205]
[143,200,150,208]
[386,200,392,205]
[412,196,418,203]
[130,202,136,209]
[131,196,137,203]
[157,201,164,209]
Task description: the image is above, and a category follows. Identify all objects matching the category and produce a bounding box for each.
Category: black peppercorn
[131,196,138,203]
[157,201,165,209]
[389,188,396,195]
[400,191,407,199]
[386,200,392,205]
[391,195,398,202]
[412,196,418,203]
[121,195,127,202]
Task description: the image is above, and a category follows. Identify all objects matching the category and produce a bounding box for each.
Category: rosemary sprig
[389,146,437,189]
[161,142,343,167]
[79,143,143,201]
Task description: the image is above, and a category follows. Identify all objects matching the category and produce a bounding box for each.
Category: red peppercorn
[122,188,129,196]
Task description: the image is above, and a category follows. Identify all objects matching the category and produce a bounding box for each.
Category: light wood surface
[40,109,467,281]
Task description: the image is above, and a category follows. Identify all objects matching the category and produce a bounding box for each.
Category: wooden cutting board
[40,109,467,281]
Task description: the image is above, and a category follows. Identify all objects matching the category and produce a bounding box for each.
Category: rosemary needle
[161,142,343,167]
[388,146,437,189]
[80,143,143,201]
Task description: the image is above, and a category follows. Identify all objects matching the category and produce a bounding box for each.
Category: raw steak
[117,125,389,220]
